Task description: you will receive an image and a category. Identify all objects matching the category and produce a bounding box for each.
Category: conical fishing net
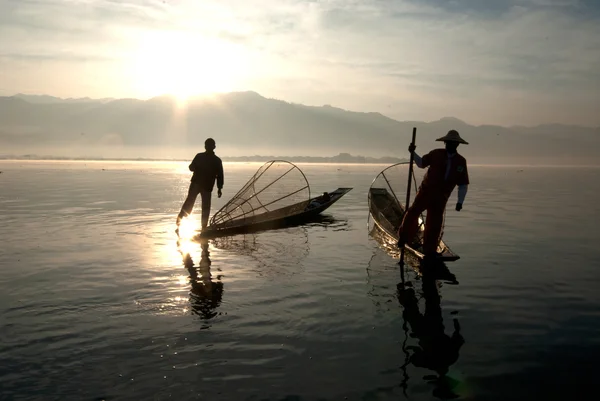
[368,162,446,250]
[209,160,310,229]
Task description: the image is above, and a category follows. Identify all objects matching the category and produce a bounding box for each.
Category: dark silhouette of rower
[397,262,464,399]
[177,238,223,320]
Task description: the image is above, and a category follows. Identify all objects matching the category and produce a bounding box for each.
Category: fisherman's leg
[398,190,429,246]
[200,191,212,229]
[423,200,446,255]
[177,183,200,224]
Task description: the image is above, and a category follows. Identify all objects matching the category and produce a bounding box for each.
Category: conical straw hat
[436,130,469,144]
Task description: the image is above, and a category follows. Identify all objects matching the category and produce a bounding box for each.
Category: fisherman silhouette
[398,130,470,259]
[397,262,464,399]
[176,138,224,231]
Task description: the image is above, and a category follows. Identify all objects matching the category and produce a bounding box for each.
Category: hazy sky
[1,0,599,126]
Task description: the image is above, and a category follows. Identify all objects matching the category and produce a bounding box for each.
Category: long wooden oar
[399,127,417,283]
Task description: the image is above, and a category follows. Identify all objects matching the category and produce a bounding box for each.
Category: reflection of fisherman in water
[177,238,224,320]
[397,264,464,399]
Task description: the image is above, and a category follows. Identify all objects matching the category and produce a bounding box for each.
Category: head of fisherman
[445,138,460,154]
[205,138,216,152]
[437,130,468,154]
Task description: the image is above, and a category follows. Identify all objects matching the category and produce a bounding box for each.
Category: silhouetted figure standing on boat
[176,138,224,230]
[397,130,469,258]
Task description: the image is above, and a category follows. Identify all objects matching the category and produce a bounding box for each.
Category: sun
[132,31,243,102]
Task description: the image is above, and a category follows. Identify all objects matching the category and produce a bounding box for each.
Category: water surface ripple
[1,161,599,400]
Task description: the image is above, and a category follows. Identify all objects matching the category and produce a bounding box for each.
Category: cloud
[251,0,600,124]
[0,0,168,62]
[0,53,116,63]
[0,0,169,33]
[0,0,598,125]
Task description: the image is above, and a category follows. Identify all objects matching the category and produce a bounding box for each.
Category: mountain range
[1,92,598,164]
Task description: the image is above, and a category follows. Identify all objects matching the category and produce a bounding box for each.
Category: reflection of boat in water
[368,162,459,262]
[177,238,224,320]
[199,160,352,238]
[369,225,459,282]
[209,214,349,277]
[211,227,312,278]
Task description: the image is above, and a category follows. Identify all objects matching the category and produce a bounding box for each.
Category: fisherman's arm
[189,154,200,171]
[413,152,424,168]
[216,159,224,197]
[408,144,427,168]
[456,184,468,211]
[455,163,470,211]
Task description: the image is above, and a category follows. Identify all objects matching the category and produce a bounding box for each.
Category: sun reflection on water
[177,217,198,242]
[142,210,227,319]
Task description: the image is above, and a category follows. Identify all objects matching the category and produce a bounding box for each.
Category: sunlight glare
[176,274,189,285]
[132,31,245,102]
[178,217,198,240]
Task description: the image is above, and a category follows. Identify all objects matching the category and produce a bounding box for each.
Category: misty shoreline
[0,153,408,164]
[1,156,599,168]
[3,92,599,166]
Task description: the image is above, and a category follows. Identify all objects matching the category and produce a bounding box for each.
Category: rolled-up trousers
[397,188,447,255]
[178,182,212,228]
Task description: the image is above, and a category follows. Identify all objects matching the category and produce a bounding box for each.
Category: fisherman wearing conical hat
[397,130,470,258]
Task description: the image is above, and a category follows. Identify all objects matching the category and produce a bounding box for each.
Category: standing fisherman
[176,138,224,230]
[397,130,469,258]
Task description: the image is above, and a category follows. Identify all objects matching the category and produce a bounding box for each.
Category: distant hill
[1,91,598,164]
[12,94,115,104]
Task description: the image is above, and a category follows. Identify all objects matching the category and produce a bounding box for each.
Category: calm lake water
[1,160,599,401]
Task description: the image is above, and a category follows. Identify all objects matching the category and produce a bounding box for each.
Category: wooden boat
[368,162,460,262]
[198,160,352,238]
